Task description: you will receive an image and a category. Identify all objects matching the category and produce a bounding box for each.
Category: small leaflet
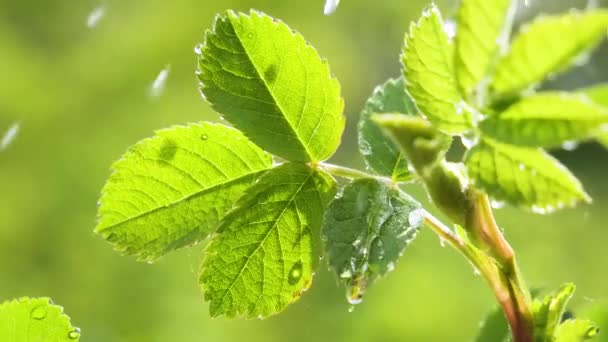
[149,65,170,98]
[86,4,105,29]
[1,123,19,151]
[324,0,340,15]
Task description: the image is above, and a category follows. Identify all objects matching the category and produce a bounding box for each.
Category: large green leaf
[322,178,422,304]
[555,320,600,342]
[358,77,417,182]
[580,84,608,148]
[480,93,608,148]
[455,0,513,98]
[491,11,608,98]
[465,139,590,211]
[200,162,336,318]
[0,297,80,341]
[96,122,272,262]
[197,10,345,162]
[402,5,473,134]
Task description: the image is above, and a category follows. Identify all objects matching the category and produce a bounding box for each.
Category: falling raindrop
[324,0,340,16]
[1,122,19,151]
[149,65,170,98]
[86,4,105,29]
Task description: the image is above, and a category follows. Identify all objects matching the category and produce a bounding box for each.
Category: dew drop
[586,326,600,338]
[386,262,395,272]
[30,305,47,320]
[359,140,372,156]
[408,209,424,228]
[460,134,479,149]
[200,134,209,140]
[247,32,254,39]
[348,305,355,313]
[288,261,303,285]
[561,140,578,151]
[68,328,81,340]
[439,237,446,248]
[491,200,505,209]
[194,44,202,55]
[443,19,457,39]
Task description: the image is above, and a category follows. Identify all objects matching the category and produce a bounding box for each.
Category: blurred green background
[1,0,607,341]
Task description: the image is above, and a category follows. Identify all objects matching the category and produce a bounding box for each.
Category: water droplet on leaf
[68,328,81,339]
[288,261,303,285]
[30,305,47,320]
[200,134,208,140]
[562,140,578,151]
[408,209,424,228]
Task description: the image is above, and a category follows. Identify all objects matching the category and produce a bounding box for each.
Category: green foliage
[96,123,272,261]
[455,0,513,98]
[322,178,422,304]
[200,163,336,318]
[197,10,345,162]
[555,320,600,342]
[479,93,608,148]
[0,297,80,341]
[491,11,608,99]
[465,139,589,211]
[358,77,417,182]
[580,84,608,148]
[475,306,510,342]
[91,2,608,339]
[401,4,473,134]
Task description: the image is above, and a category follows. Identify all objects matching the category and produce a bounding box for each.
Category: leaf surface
[455,0,513,97]
[322,178,422,304]
[358,77,417,182]
[96,122,272,261]
[533,284,576,342]
[200,163,336,318]
[0,297,80,341]
[480,93,608,148]
[197,10,345,162]
[580,84,608,148]
[492,11,608,98]
[465,139,589,211]
[555,319,599,342]
[402,5,472,134]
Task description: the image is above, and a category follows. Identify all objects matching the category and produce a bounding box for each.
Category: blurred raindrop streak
[324,0,340,16]
[86,4,106,29]
[1,123,20,151]
[149,65,171,98]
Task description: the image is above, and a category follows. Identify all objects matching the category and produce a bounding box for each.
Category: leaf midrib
[96,171,264,232]
[215,170,314,312]
[227,13,313,161]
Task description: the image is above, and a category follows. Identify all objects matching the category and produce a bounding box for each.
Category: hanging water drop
[68,328,81,340]
[348,305,355,313]
[491,200,505,209]
[561,140,578,151]
[439,237,446,248]
[408,209,424,228]
[30,305,47,320]
[443,19,457,39]
[387,262,395,272]
[194,44,202,55]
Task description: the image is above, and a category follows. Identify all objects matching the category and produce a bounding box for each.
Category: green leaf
[455,0,513,97]
[465,138,590,211]
[475,306,510,342]
[358,77,417,182]
[321,178,422,304]
[555,319,600,342]
[532,283,576,342]
[197,10,345,162]
[479,92,608,148]
[402,5,473,134]
[0,297,80,341]
[200,162,336,318]
[491,11,608,98]
[96,122,272,262]
[579,84,608,148]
